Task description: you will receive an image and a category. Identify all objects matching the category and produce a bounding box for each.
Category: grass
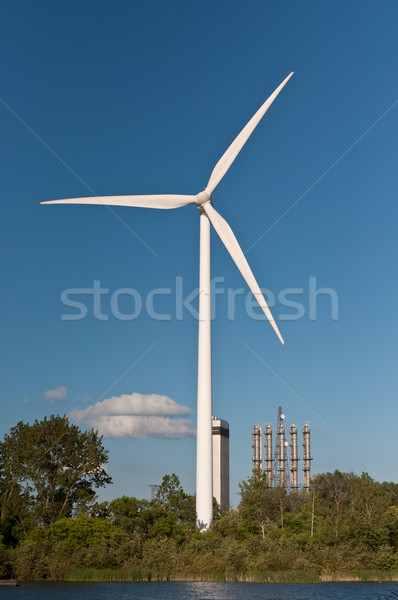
[68,568,398,583]
[68,569,320,583]
[320,570,398,582]
[69,569,154,582]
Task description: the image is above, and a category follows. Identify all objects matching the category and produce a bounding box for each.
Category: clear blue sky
[1,0,397,505]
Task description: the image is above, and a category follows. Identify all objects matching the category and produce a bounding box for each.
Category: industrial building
[251,407,312,490]
[212,416,229,508]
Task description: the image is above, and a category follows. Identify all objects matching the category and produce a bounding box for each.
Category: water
[1,581,398,600]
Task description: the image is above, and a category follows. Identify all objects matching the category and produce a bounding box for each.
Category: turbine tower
[42,73,293,528]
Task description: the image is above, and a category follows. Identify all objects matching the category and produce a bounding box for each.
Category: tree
[154,474,195,527]
[312,470,355,542]
[238,467,275,538]
[273,485,288,531]
[349,473,391,548]
[108,496,140,534]
[0,415,112,527]
[0,449,33,544]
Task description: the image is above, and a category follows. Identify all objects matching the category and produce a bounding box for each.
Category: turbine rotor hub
[196,191,211,208]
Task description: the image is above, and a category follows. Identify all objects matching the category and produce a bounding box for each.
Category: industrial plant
[252,406,312,490]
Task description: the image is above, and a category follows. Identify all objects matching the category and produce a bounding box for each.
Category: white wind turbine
[42,72,293,529]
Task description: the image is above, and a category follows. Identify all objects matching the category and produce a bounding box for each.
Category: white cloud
[70,393,195,439]
[80,415,195,439]
[45,386,67,404]
[71,392,191,420]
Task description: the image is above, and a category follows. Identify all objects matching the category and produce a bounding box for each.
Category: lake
[2,581,398,600]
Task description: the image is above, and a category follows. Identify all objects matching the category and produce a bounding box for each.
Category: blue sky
[1,0,397,505]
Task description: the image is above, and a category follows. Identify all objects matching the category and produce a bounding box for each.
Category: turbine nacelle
[196,190,212,210]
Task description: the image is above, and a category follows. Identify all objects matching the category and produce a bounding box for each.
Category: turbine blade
[205,72,294,195]
[203,202,284,344]
[41,194,196,210]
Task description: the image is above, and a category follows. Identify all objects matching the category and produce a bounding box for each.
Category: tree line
[1,415,398,581]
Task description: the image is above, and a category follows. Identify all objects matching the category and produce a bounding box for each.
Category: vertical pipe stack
[290,424,298,488]
[277,420,286,486]
[303,423,312,491]
[264,424,273,486]
[251,413,313,491]
[252,425,262,470]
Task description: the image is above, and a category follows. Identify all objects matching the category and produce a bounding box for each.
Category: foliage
[154,473,196,528]
[47,514,121,549]
[0,415,112,529]
[238,467,285,538]
[2,417,398,581]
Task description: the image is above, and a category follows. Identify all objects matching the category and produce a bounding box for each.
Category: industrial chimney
[302,422,312,491]
[264,424,273,486]
[277,416,287,487]
[252,425,262,470]
[290,424,299,489]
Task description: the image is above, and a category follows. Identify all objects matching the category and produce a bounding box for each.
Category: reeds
[69,569,319,582]
[68,568,398,583]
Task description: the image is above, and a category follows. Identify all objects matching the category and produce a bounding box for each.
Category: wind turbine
[42,72,293,529]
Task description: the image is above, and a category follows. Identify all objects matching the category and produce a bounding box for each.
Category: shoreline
[13,576,398,584]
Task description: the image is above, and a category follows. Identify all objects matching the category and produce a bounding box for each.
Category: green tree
[108,496,140,534]
[0,415,112,527]
[154,474,195,527]
[238,467,275,538]
[312,470,355,542]
[210,507,240,538]
[47,514,121,550]
[0,440,35,544]
[108,493,188,542]
[349,473,391,549]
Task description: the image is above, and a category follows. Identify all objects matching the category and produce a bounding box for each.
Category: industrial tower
[302,422,312,491]
[273,406,290,487]
[252,425,262,470]
[264,424,273,485]
[212,417,230,508]
[290,424,299,489]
